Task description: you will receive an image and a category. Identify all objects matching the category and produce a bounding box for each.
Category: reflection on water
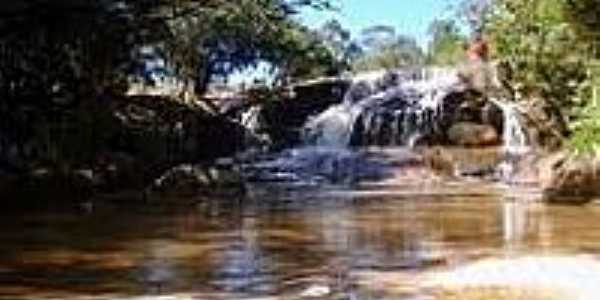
[1,180,600,299]
[502,199,528,251]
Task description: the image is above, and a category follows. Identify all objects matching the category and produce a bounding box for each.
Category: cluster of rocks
[0,94,250,206]
[245,76,506,149]
[500,150,600,204]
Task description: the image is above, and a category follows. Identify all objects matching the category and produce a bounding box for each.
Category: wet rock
[422,147,456,177]
[538,151,600,204]
[4,168,95,204]
[447,122,499,146]
[505,152,543,184]
[457,60,496,94]
[261,77,350,148]
[244,147,397,185]
[481,102,505,133]
[150,163,245,197]
[95,152,146,191]
[460,165,496,177]
[536,151,568,187]
[518,96,568,150]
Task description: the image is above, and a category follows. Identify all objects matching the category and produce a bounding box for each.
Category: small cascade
[241,106,263,134]
[244,67,533,186]
[303,67,466,147]
[491,98,529,154]
[490,98,530,182]
[243,146,405,185]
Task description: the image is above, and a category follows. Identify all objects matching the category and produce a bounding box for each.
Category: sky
[300,0,461,49]
[230,0,463,86]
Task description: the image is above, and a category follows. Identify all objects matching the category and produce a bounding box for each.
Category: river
[1,148,599,300]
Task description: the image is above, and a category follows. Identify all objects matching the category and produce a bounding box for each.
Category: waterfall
[302,67,465,147]
[241,106,263,134]
[245,67,533,185]
[490,98,528,154]
[489,98,530,182]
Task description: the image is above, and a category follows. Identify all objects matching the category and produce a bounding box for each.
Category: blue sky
[229,1,462,86]
[300,0,460,48]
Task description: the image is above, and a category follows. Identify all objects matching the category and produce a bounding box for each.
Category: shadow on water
[2,149,600,299]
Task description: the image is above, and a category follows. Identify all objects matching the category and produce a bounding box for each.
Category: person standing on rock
[458,32,495,94]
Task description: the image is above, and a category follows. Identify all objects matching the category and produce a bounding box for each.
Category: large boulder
[518,96,568,150]
[447,122,500,146]
[261,77,350,148]
[538,151,600,204]
[457,60,496,94]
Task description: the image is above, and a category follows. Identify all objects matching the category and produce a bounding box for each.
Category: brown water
[1,159,600,300]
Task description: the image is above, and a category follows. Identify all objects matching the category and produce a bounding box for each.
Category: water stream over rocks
[5,68,585,300]
[303,68,465,147]
[245,67,530,186]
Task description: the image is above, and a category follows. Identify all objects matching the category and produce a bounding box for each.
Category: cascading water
[241,106,263,134]
[303,67,466,147]
[490,98,530,182]
[244,66,531,185]
[490,98,528,154]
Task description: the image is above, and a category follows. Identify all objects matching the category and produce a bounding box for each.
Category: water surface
[1,160,599,300]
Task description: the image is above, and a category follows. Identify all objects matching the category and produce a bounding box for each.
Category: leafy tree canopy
[353,25,424,71]
[427,19,467,66]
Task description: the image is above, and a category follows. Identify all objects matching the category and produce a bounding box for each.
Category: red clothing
[467,39,489,61]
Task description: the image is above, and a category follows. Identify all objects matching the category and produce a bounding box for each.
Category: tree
[358,25,398,51]
[427,19,467,65]
[316,20,362,72]
[155,0,339,93]
[352,26,424,71]
[459,0,493,32]
[0,0,337,170]
[464,0,600,150]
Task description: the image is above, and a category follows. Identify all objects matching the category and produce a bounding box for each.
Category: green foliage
[469,0,600,151]
[0,0,337,171]
[272,24,345,81]
[427,19,467,66]
[486,0,586,101]
[353,26,424,71]
[568,61,600,154]
[156,0,340,90]
[315,20,362,74]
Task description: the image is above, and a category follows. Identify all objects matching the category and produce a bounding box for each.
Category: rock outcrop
[538,151,600,204]
[0,93,252,204]
[447,122,500,146]
[148,161,246,198]
[260,77,350,148]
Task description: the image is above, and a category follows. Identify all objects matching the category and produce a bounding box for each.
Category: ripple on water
[2,171,600,300]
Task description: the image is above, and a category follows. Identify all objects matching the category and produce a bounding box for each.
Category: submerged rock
[149,163,246,197]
